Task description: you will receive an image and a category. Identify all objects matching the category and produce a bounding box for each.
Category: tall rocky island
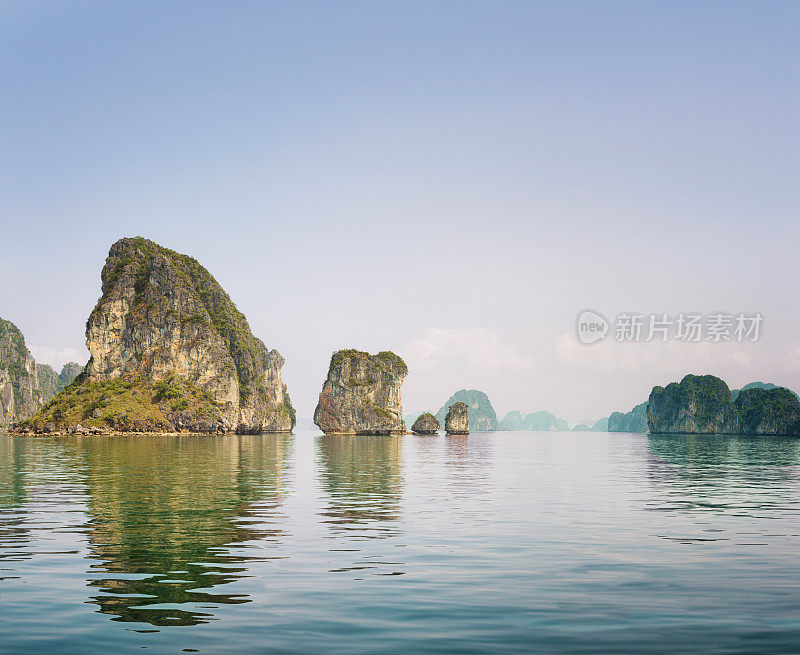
[445,402,469,435]
[648,374,800,436]
[314,349,407,435]
[19,237,294,434]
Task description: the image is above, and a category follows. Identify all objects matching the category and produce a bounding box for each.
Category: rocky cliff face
[411,412,439,435]
[0,367,14,428]
[314,350,407,435]
[0,318,53,428]
[608,402,649,433]
[20,237,294,433]
[647,374,740,434]
[445,402,469,435]
[436,389,498,431]
[734,387,800,436]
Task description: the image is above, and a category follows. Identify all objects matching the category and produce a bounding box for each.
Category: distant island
[648,374,800,436]
[605,381,800,435]
[436,389,498,431]
[498,410,606,432]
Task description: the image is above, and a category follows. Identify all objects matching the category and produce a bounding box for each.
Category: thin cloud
[403,328,535,372]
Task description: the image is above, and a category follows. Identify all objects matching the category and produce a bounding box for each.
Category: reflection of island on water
[316,435,403,539]
[0,436,87,567]
[80,434,291,627]
[445,433,494,489]
[646,434,800,514]
[0,437,31,566]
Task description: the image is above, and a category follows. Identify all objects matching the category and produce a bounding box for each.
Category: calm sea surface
[0,430,799,654]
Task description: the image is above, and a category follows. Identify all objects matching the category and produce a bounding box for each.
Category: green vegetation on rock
[730,381,800,403]
[648,374,739,435]
[19,373,223,433]
[734,387,800,435]
[411,412,440,435]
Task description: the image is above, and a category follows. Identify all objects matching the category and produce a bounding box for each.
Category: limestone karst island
[10,237,296,434]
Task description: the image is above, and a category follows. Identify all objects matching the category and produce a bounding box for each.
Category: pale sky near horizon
[2,1,799,424]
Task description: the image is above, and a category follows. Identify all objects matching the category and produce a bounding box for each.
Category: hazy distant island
[15,237,294,434]
[313,349,407,435]
[436,389,498,431]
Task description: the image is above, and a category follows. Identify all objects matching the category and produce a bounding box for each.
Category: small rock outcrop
[411,412,439,435]
[647,374,740,434]
[608,402,649,433]
[314,349,407,435]
[445,402,469,435]
[734,387,800,436]
[19,237,294,434]
[436,389,498,431]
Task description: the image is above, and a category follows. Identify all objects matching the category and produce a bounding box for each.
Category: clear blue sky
[2,1,799,423]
